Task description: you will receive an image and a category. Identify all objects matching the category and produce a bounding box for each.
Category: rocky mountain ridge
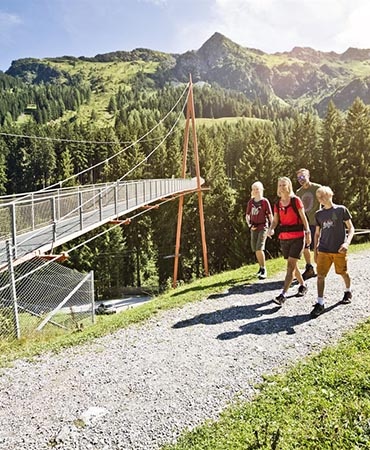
[5,32,370,115]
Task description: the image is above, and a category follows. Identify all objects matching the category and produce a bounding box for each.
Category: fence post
[99,189,103,221]
[31,192,35,230]
[79,191,83,230]
[90,271,95,324]
[126,183,129,210]
[10,203,17,259]
[51,197,57,243]
[6,240,21,339]
[114,182,118,217]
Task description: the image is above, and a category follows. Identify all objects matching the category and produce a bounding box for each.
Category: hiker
[245,181,273,279]
[267,177,311,305]
[310,186,355,318]
[296,168,322,280]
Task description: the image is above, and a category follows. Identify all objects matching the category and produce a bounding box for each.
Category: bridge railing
[0,178,199,262]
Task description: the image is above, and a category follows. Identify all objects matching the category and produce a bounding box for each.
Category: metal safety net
[0,257,94,342]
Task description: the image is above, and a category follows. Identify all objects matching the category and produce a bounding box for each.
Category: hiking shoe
[302,265,316,280]
[258,268,267,280]
[341,291,352,304]
[296,284,308,297]
[310,303,324,318]
[273,293,286,306]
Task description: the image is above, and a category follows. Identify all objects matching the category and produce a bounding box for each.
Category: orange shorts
[316,251,348,277]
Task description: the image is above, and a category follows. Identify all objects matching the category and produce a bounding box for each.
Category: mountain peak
[198,32,264,56]
[341,47,370,61]
[198,32,236,52]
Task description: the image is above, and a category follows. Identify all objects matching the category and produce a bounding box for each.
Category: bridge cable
[1,82,190,203]
[0,91,189,260]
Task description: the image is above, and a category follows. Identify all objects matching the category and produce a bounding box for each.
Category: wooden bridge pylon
[173,75,209,288]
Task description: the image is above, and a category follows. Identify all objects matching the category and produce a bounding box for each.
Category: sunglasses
[297,175,306,180]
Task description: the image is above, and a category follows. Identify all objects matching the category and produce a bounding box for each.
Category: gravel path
[0,251,369,450]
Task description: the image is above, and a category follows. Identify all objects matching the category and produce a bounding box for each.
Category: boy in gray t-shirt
[311,186,355,318]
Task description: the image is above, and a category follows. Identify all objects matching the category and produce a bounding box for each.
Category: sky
[1,0,369,72]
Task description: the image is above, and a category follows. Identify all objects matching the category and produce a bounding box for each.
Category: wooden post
[173,75,209,288]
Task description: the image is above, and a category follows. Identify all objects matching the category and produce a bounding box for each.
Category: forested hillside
[1,34,369,298]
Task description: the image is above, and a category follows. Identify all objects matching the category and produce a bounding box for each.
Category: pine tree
[320,101,345,198]
[342,98,370,228]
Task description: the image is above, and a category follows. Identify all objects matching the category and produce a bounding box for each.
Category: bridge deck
[0,178,202,267]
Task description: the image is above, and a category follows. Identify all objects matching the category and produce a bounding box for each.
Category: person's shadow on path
[212,279,284,297]
[217,300,345,340]
[172,299,281,329]
[172,278,304,330]
[217,313,311,339]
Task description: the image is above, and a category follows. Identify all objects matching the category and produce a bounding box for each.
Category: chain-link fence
[0,250,95,343]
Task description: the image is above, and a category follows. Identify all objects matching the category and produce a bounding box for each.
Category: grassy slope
[48,59,159,126]
[196,117,268,126]
[39,53,370,127]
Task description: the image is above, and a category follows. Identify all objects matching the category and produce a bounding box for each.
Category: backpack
[275,196,304,234]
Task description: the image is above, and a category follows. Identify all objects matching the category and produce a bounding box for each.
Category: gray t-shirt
[296,182,321,224]
[315,204,351,253]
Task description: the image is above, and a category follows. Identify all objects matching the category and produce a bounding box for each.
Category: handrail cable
[0,190,194,290]
[1,83,189,203]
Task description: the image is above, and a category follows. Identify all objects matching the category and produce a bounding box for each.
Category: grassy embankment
[163,318,369,450]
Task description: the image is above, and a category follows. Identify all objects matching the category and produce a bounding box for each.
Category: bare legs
[256,249,265,268]
[303,247,312,266]
[283,257,304,293]
[318,272,351,298]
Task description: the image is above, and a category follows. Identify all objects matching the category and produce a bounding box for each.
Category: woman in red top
[267,177,311,305]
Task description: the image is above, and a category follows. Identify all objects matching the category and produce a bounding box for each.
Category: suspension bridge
[0,78,209,341]
[0,177,203,268]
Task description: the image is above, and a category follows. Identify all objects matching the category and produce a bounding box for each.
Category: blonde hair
[251,181,264,191]
[316,186,333,198]
[251,181,264,199]
[277,177,294,196]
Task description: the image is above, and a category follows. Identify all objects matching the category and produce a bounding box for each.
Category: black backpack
[275,196,304,234]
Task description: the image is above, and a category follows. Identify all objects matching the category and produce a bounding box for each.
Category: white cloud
[0,11,22,25]
[181,0,369,54]
[0,11,22,45]
[335,1,370,49]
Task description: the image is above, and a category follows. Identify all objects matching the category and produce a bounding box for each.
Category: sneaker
[296,284,308,297]
[341,291,352,304]
[302,265,316,280]
[258,268,267,280]
[273,293,286,306]
[256,267,262,276]
[310,303,324,318]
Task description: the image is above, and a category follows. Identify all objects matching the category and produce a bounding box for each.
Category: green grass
[162,320,370,450]
[47,59,159,126]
